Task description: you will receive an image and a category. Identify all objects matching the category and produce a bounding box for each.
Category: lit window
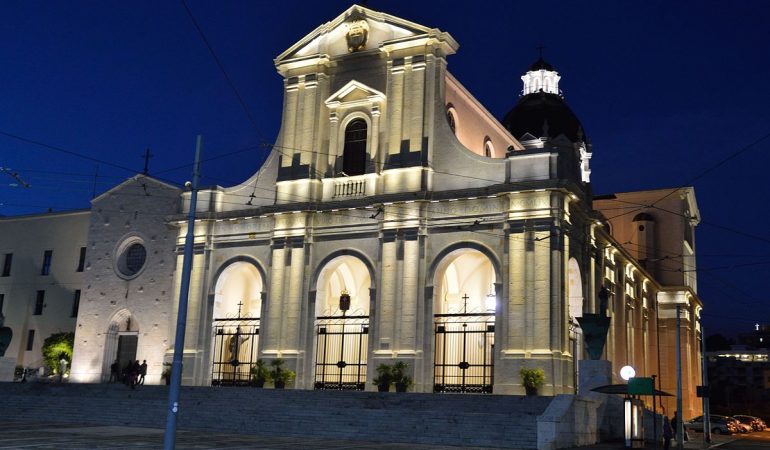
[342,119,367,176]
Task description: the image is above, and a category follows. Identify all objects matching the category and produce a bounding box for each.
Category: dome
[528,57,554,72]
[501,91,585,143]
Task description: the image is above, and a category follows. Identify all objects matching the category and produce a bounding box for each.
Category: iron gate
[211,318,259,386]
[434,312,495,393]
[314,315,368,390]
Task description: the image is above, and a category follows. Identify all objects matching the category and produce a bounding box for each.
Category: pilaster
[396,228,420,354]
[263,238,286,355]
[375,230,398,355]
[280,236,306,353]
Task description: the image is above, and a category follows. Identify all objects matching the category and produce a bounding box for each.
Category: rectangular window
[76,247,86,272]
[26,330,35,351]
[0,293,4,314]
[71,290,81,318]
[2,253,12,277]
[41,250,53,276]
[34,290,45,315]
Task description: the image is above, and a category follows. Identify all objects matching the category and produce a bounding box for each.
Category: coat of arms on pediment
[346,17,369,53]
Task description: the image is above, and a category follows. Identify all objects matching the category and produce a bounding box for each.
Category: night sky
[1,1,769,339]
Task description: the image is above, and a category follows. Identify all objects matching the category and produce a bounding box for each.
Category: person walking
[663,416,673,450]
[138,360,147,385]
[671,411,689,443]
[109,360,119,383]
[128,360,139,390]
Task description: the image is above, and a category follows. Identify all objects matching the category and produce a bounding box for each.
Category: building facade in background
[1,5,704,418]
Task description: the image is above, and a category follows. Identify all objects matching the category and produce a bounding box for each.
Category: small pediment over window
[325,80,385,107]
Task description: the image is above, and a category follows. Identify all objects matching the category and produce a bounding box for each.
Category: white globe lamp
[619,365,635,381]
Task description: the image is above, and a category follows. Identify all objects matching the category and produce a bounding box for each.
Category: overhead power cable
[605,130,770,221]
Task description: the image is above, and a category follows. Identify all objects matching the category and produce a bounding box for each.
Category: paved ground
[0,421,499,450]
[0,421,766,449]
[570,430,768,450]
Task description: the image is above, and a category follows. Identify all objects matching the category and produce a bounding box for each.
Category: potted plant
[161,362,172,386]
[250,359,270,388]
[520,367,545,396]
[372,363,393,392]
[269,358,295,389]
[392,361,412,393]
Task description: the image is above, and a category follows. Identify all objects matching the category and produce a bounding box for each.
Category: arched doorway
[103,309,139,383]
[313,254,371,390]
[211,261,263,386]
[432,248,497,393]
[568,257,584,391]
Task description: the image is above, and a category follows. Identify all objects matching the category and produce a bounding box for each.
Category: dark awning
[590,384,673,396]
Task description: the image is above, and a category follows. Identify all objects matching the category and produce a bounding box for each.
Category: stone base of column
[0,356,17,382]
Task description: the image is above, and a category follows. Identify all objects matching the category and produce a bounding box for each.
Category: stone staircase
[0,383,552,448]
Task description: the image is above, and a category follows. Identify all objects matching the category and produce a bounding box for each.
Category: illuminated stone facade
[1,4,703,418]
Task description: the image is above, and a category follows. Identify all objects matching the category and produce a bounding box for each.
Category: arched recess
[428,243,500,394]
[568,257,584,387]
[209,257,265,386]
[310,249,375,391]
[568,258,584,321]
[103,308,140,382]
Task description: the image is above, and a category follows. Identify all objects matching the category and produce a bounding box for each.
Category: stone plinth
[577,359,612,396]
[0,356,17,382]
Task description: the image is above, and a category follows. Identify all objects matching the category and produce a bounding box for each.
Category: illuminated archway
[431,247,497,393]
[568,257,584,390]
[210,260,264,385]
[103,309,140,383]
[313,253,372,390]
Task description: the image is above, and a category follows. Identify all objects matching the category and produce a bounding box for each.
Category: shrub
[519,367,545,389]
[41,332,74,374]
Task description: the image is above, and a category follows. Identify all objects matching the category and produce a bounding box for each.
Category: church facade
[1,5,703,418]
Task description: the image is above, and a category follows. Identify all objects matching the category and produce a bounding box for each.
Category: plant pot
[274,380,286,389]
[525,386,538,396]
[252,379,265,388]
[395,383,408,393]
[377,383,390,392]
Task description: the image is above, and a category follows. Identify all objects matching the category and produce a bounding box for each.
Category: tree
[41,332,74,374]
[705,333,732,352]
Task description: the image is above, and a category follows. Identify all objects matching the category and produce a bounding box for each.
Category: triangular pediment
[275,4,444,64]
[91,174,181,204]
[325,80,385,106]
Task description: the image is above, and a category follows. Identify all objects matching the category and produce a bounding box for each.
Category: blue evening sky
[0,1,769,338]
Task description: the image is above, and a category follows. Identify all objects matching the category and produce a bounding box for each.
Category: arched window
[483,137,494,157]
[446,104,457,135]
[342,119,367,176]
